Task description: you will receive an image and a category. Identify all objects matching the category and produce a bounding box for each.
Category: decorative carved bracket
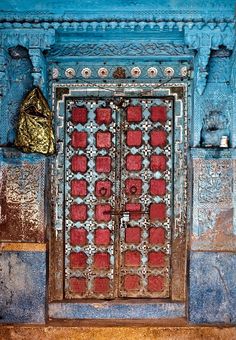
[28,48,46,92]
[0,29,55,95]
[184,25,234,95]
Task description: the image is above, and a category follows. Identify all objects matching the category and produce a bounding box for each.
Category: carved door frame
[49,82,189,316]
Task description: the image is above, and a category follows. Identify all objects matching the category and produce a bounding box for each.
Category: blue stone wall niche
[0,46,33,146]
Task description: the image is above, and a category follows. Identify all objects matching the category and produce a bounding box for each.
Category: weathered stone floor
[0,326,235,340]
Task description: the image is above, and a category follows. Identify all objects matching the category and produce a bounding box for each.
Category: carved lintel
[48,42,191,57]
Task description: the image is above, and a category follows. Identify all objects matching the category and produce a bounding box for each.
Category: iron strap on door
[64,96,173,299]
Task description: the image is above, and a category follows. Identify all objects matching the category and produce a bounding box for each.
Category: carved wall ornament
[81,67,92,78]
[0,151,46,242]
[0,28,55,50]
[180,66,188,77]
[0,17,234,33]
[48,43,191,58]
[164,67,174,78]
[147,67,158,78]
[52,68,59,80]
[65,68,76,78]
[98,67,108,78]
[201,110,230,147]
[131,67,141,78]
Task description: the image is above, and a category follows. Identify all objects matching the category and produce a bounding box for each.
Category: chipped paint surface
[0,251,46,323]
[189,252,236,324]
[49,302,185,319]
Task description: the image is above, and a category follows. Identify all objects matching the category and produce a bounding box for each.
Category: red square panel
[125,178,142,196]
[95,204,111,222]
[149,203,166,221]
[69,277,87,294]
[70,228,87,246]
[70,252,87,269]
[94,253,110,269]
[149,227,165,245]
[148,251,165,268]
[125,227,141,244]
[95,180,112,198]
[95,107,112,125]
[71,179,87,197]
[71,131,87,149]
[150,155,167,172]
[150,179,166,196]
[96,131,112,149]
[96,156,112,173]
[71,107,88,125]
[71,155,87,173]
[150,106,167,124]
[148,275,164,292]
[70,203,87,222]
[70,227,87,246]
[124,275,140,291]
[126,154,142,171]
[95,228,111,246]
[124,250,141,267]
[126,130,142,147]
[150,129,167,148]
[94,277,110,293]
[126,106,142,122]
[125,203,142,220]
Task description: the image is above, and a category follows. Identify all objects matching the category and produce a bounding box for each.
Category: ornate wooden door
[64,96,173,299]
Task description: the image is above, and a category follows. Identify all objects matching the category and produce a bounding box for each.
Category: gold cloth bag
[15,87,55,155]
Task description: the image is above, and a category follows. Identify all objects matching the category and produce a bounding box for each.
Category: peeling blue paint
[189,252,236,324]
[0,252,46,324]
[49,302,185,319]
